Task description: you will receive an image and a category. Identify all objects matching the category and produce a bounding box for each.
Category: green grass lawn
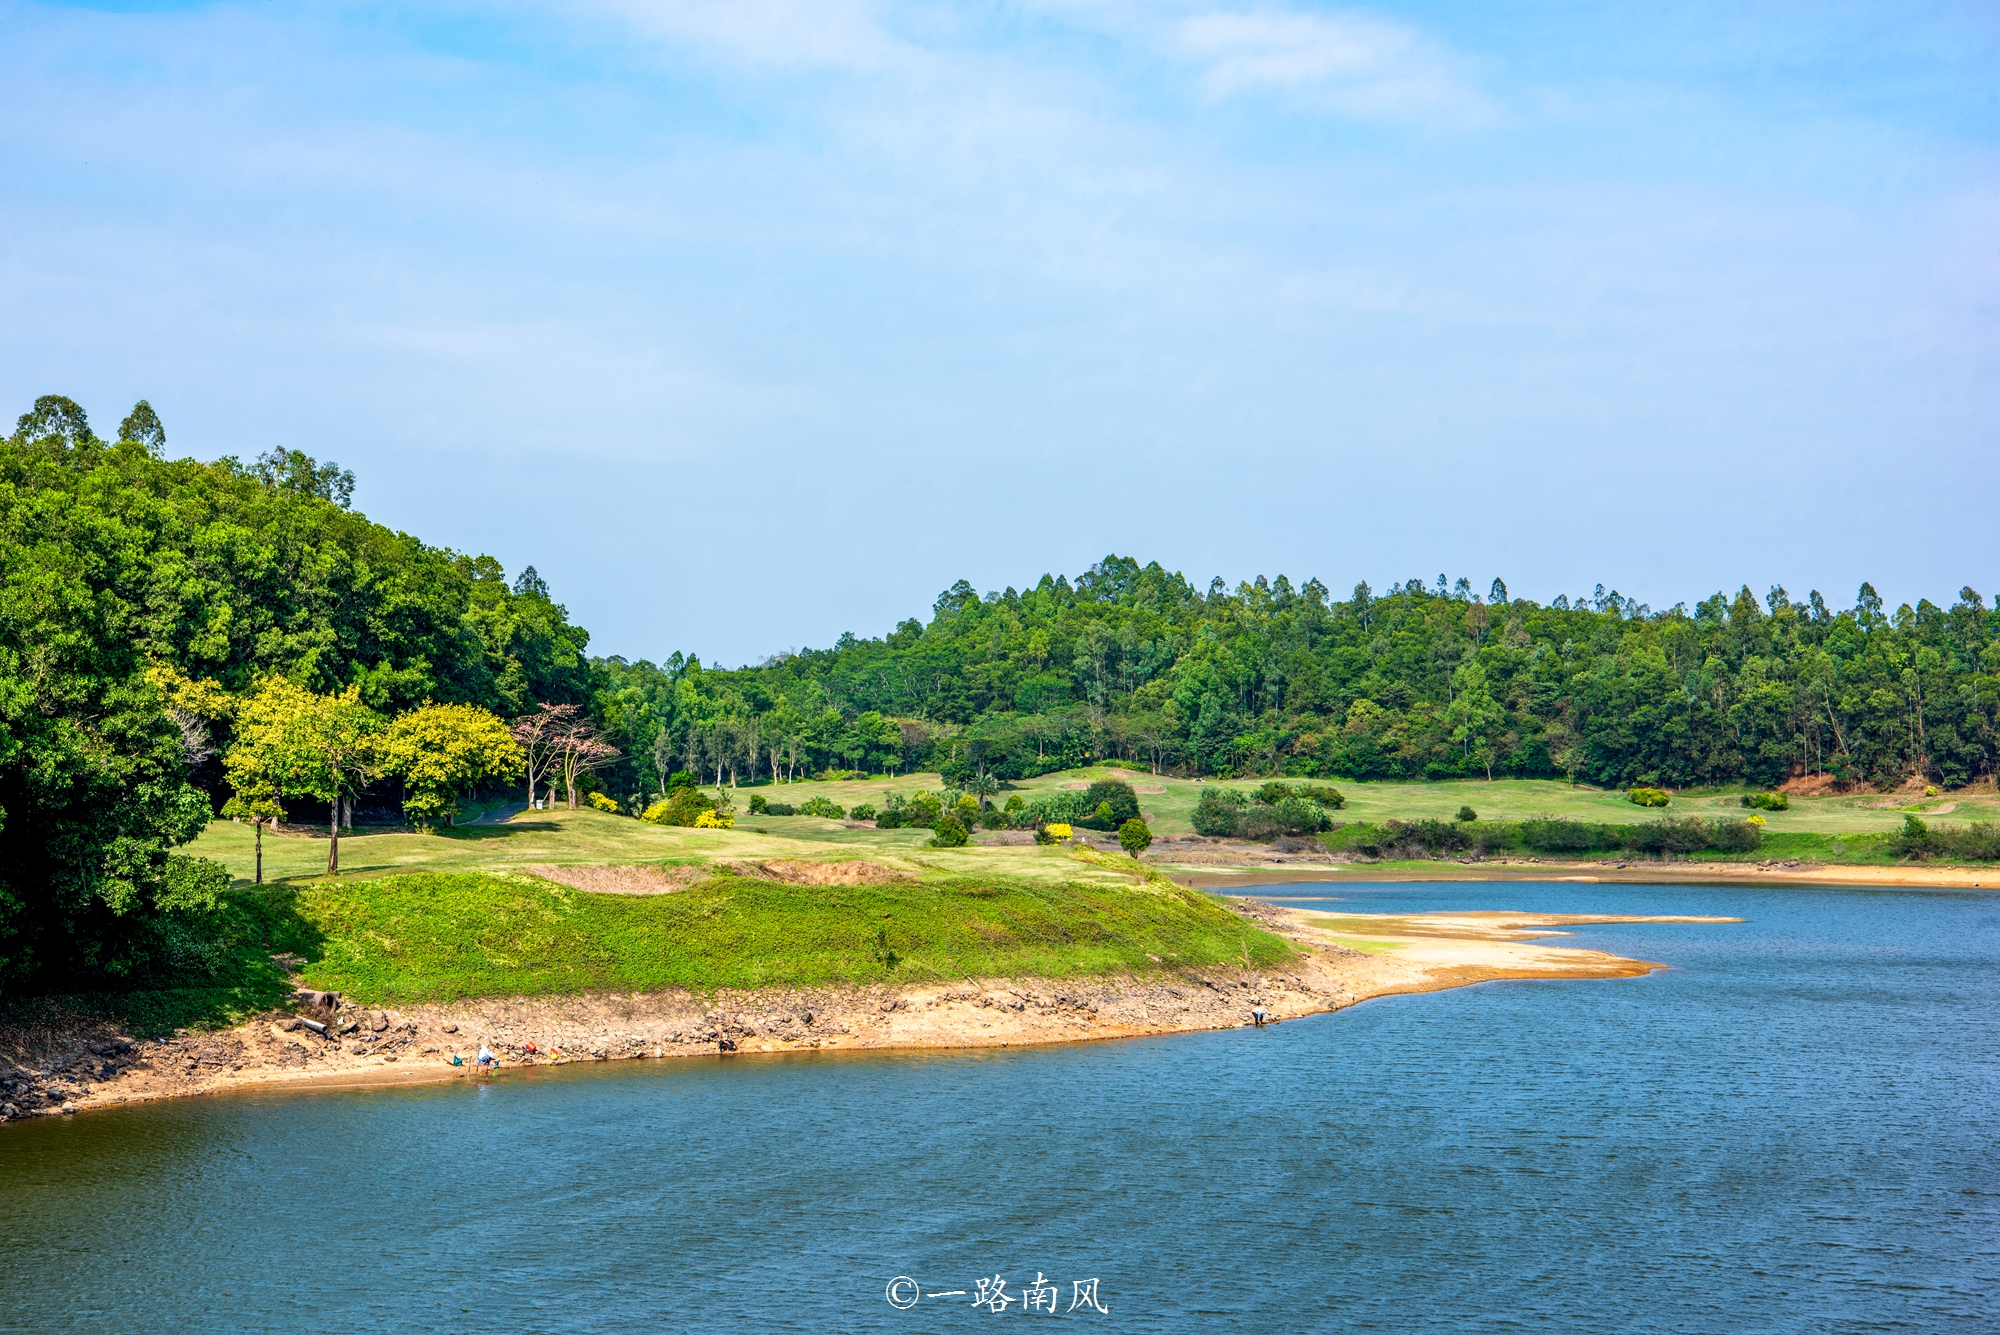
[669,767,2000,838]
[191,768,1999,894]
[277,870,1295,1004]
[189,806,1150,891]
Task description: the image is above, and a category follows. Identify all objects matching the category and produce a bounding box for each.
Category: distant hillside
[593,558,1998,798]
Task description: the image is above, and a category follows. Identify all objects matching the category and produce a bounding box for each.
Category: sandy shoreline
[0,901,1735,1125]
[1162,858,1998,891]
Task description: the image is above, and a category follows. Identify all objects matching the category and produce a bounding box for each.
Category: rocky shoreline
[1,901,1721,1125]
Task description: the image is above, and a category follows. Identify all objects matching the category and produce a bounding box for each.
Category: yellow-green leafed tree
[230,677,382,874]
[219,767,286,886]
[377,703,523,830]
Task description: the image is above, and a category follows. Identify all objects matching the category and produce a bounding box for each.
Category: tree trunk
[327,811,340,874]
[254,821,264,886]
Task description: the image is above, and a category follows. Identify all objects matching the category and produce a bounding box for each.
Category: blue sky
[5,0,1996,665]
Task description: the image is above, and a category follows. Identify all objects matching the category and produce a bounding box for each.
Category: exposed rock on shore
[1,900,1717,1123]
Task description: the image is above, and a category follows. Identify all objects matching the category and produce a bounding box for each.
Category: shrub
[1036,822,1073,844]
[1272,796,1329,835]
[1021,791,1090,828]
[1410,819,1470,855]
[1075,780,1139,830]
[1630,817,1760,856]
[1745,813,1765,826]
[979,804,1009,830]
[693,809,734,829]
[586,792,621,814]
[1741,792,1789,811]
[1925,821,2000,860]
[642,787,731,826]
[849,802,877,821]
[1339,819,1466,859]
[762,802,797,816]
[1456,806,1477,822]
[1630,818,1708,856]
[1519,818,1614,853]
[1255,780,1344,814]
[1191,787,1245,837]
[1118,818,1153,855]
[1301,784,1346,810]
[159,854,231,915]
[1236,806,1282,841]
[798,796,846,819]
[1924,785,1939,797]
[928,814,969,848]
[904,792,943,829]
[1628,787,1671,808]
[748,794,768,814]
[1705,818,1763,853]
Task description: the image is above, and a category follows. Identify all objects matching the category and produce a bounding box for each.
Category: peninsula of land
[1,899,1734,1122]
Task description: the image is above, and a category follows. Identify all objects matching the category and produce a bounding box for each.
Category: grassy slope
[189,769,2000,893]
[190,807,1141,889]
[631,769,2000,839]
[70,770,1995,1032]
[128,814,1297,1026]
[286,871,1292,1004]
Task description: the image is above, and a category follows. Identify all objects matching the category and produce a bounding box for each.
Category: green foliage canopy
[376,702,523,828]
[0,397,592,990]
[588,557,2000,799]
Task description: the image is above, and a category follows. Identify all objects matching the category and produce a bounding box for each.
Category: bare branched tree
[169,706,213,770]
[511,703,582,808]
[551,715,621,809]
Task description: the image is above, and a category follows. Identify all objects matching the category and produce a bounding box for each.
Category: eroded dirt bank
[0,903,1733,1124]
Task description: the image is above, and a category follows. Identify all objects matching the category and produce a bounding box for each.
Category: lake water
[2,881,1995,1333]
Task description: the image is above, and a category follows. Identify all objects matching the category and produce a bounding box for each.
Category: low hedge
[1324,816,1764,861]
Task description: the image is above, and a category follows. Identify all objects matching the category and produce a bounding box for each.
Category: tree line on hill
[5,391,1998,989]
[598,559,1999,805]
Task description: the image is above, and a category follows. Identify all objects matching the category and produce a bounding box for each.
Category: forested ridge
[3,392,1996,988]
[1,397,590,985]
[601,559,2000,798]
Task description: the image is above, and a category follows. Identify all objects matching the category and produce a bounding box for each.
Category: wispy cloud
[1177,8,1491,122]
[585,0,913,72]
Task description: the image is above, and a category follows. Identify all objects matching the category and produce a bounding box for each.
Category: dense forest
[597,559,2000,802]
[3,391,1996,986]
[0,396,591,986]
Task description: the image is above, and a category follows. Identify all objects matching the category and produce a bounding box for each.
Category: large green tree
[377,702,523,828]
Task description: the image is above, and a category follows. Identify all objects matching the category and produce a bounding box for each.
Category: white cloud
[1178,8,1492,123]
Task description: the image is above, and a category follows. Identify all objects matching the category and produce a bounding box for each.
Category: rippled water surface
[2,881,1995,1333]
